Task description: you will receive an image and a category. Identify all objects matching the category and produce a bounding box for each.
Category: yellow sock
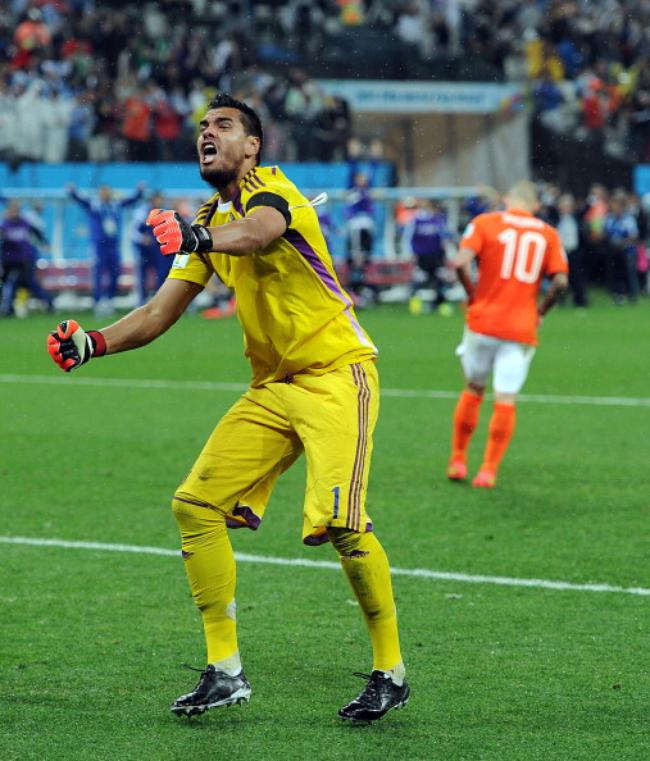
[172,494,238,664]
[329,528,403,673]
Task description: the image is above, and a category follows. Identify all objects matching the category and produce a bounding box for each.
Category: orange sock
[481,402,516,473]
[451,390,483,463]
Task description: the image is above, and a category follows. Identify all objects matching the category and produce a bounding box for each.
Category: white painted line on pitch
[0,374,248,393]
[2,374,650,408]
[1,535,648,597]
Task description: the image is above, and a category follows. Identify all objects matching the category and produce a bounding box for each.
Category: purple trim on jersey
[173,495,212,509]
[303,532,330,546]
[348,363,371,532]
[302,521,374,547]
[173,495,264,533]
[247,174,261,190]
[283,230,374,350]
[271,166,277,175]
[204,198,220,224]
[226,504,261,531]
[251,169,266,187]
[347,312,371,347]
[232,190,244,216]
[284,229,351,305]
[195,201,212,224]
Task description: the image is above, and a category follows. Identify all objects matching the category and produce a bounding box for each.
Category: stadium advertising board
[316,80,524,114]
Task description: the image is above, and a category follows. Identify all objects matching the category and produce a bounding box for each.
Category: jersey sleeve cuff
[88,330,107,357]
[167,269,211,287]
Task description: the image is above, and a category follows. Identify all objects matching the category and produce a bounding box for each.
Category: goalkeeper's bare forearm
[48,204,287,371]
[47,279,203,372]
[99,279,203,354]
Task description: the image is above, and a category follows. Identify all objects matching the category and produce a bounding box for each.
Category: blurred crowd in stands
[517,2,650,163]
[4,1,650,164]
[535,182,650,306]
[0,1,356,165]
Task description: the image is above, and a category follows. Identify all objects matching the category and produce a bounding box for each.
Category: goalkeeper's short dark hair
[207,93,263,165]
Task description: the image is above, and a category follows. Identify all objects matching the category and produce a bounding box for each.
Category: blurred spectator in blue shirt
[345,171,375,302]
[316,204,335,254]
[557,193,587,308]
[68,182,144,314]
[604,191,639,304]
[406,199,454,310]
[0,200,50,316]
[534,71,564,113]
[131,191,172,305]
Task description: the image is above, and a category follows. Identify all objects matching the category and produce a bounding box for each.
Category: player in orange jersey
[447,181,569,488]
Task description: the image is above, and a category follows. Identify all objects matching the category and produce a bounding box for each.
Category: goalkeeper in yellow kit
[47,94,408,723]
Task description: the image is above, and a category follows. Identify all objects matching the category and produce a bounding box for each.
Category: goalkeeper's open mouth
[201,142,218,165]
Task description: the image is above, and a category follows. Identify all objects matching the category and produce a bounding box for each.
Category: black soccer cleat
[171,665,251,717]
[338,670,410,723]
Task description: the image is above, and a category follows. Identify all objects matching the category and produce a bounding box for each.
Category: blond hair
[505,180,539,211]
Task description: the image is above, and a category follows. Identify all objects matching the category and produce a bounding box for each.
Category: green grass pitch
[1,297,649,760]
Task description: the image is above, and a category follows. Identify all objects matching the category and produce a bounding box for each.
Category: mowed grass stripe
[2,535,649,597]
[3,373,650,408]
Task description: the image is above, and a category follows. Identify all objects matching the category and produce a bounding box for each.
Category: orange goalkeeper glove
[146,208,213,256]
[47,320,106,372]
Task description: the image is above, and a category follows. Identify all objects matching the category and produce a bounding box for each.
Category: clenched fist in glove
[47,320,106,372]
[146,208,213,256]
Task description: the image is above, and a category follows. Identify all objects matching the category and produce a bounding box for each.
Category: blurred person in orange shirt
[121,86,152,161]
[14,8,51,52]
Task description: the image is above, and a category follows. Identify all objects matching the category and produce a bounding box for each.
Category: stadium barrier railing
[3,186,479,301]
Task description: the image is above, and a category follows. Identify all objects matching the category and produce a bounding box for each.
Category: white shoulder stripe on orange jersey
[501,212,546,229]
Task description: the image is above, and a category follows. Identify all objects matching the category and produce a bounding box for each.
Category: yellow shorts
[175,360,379,546]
